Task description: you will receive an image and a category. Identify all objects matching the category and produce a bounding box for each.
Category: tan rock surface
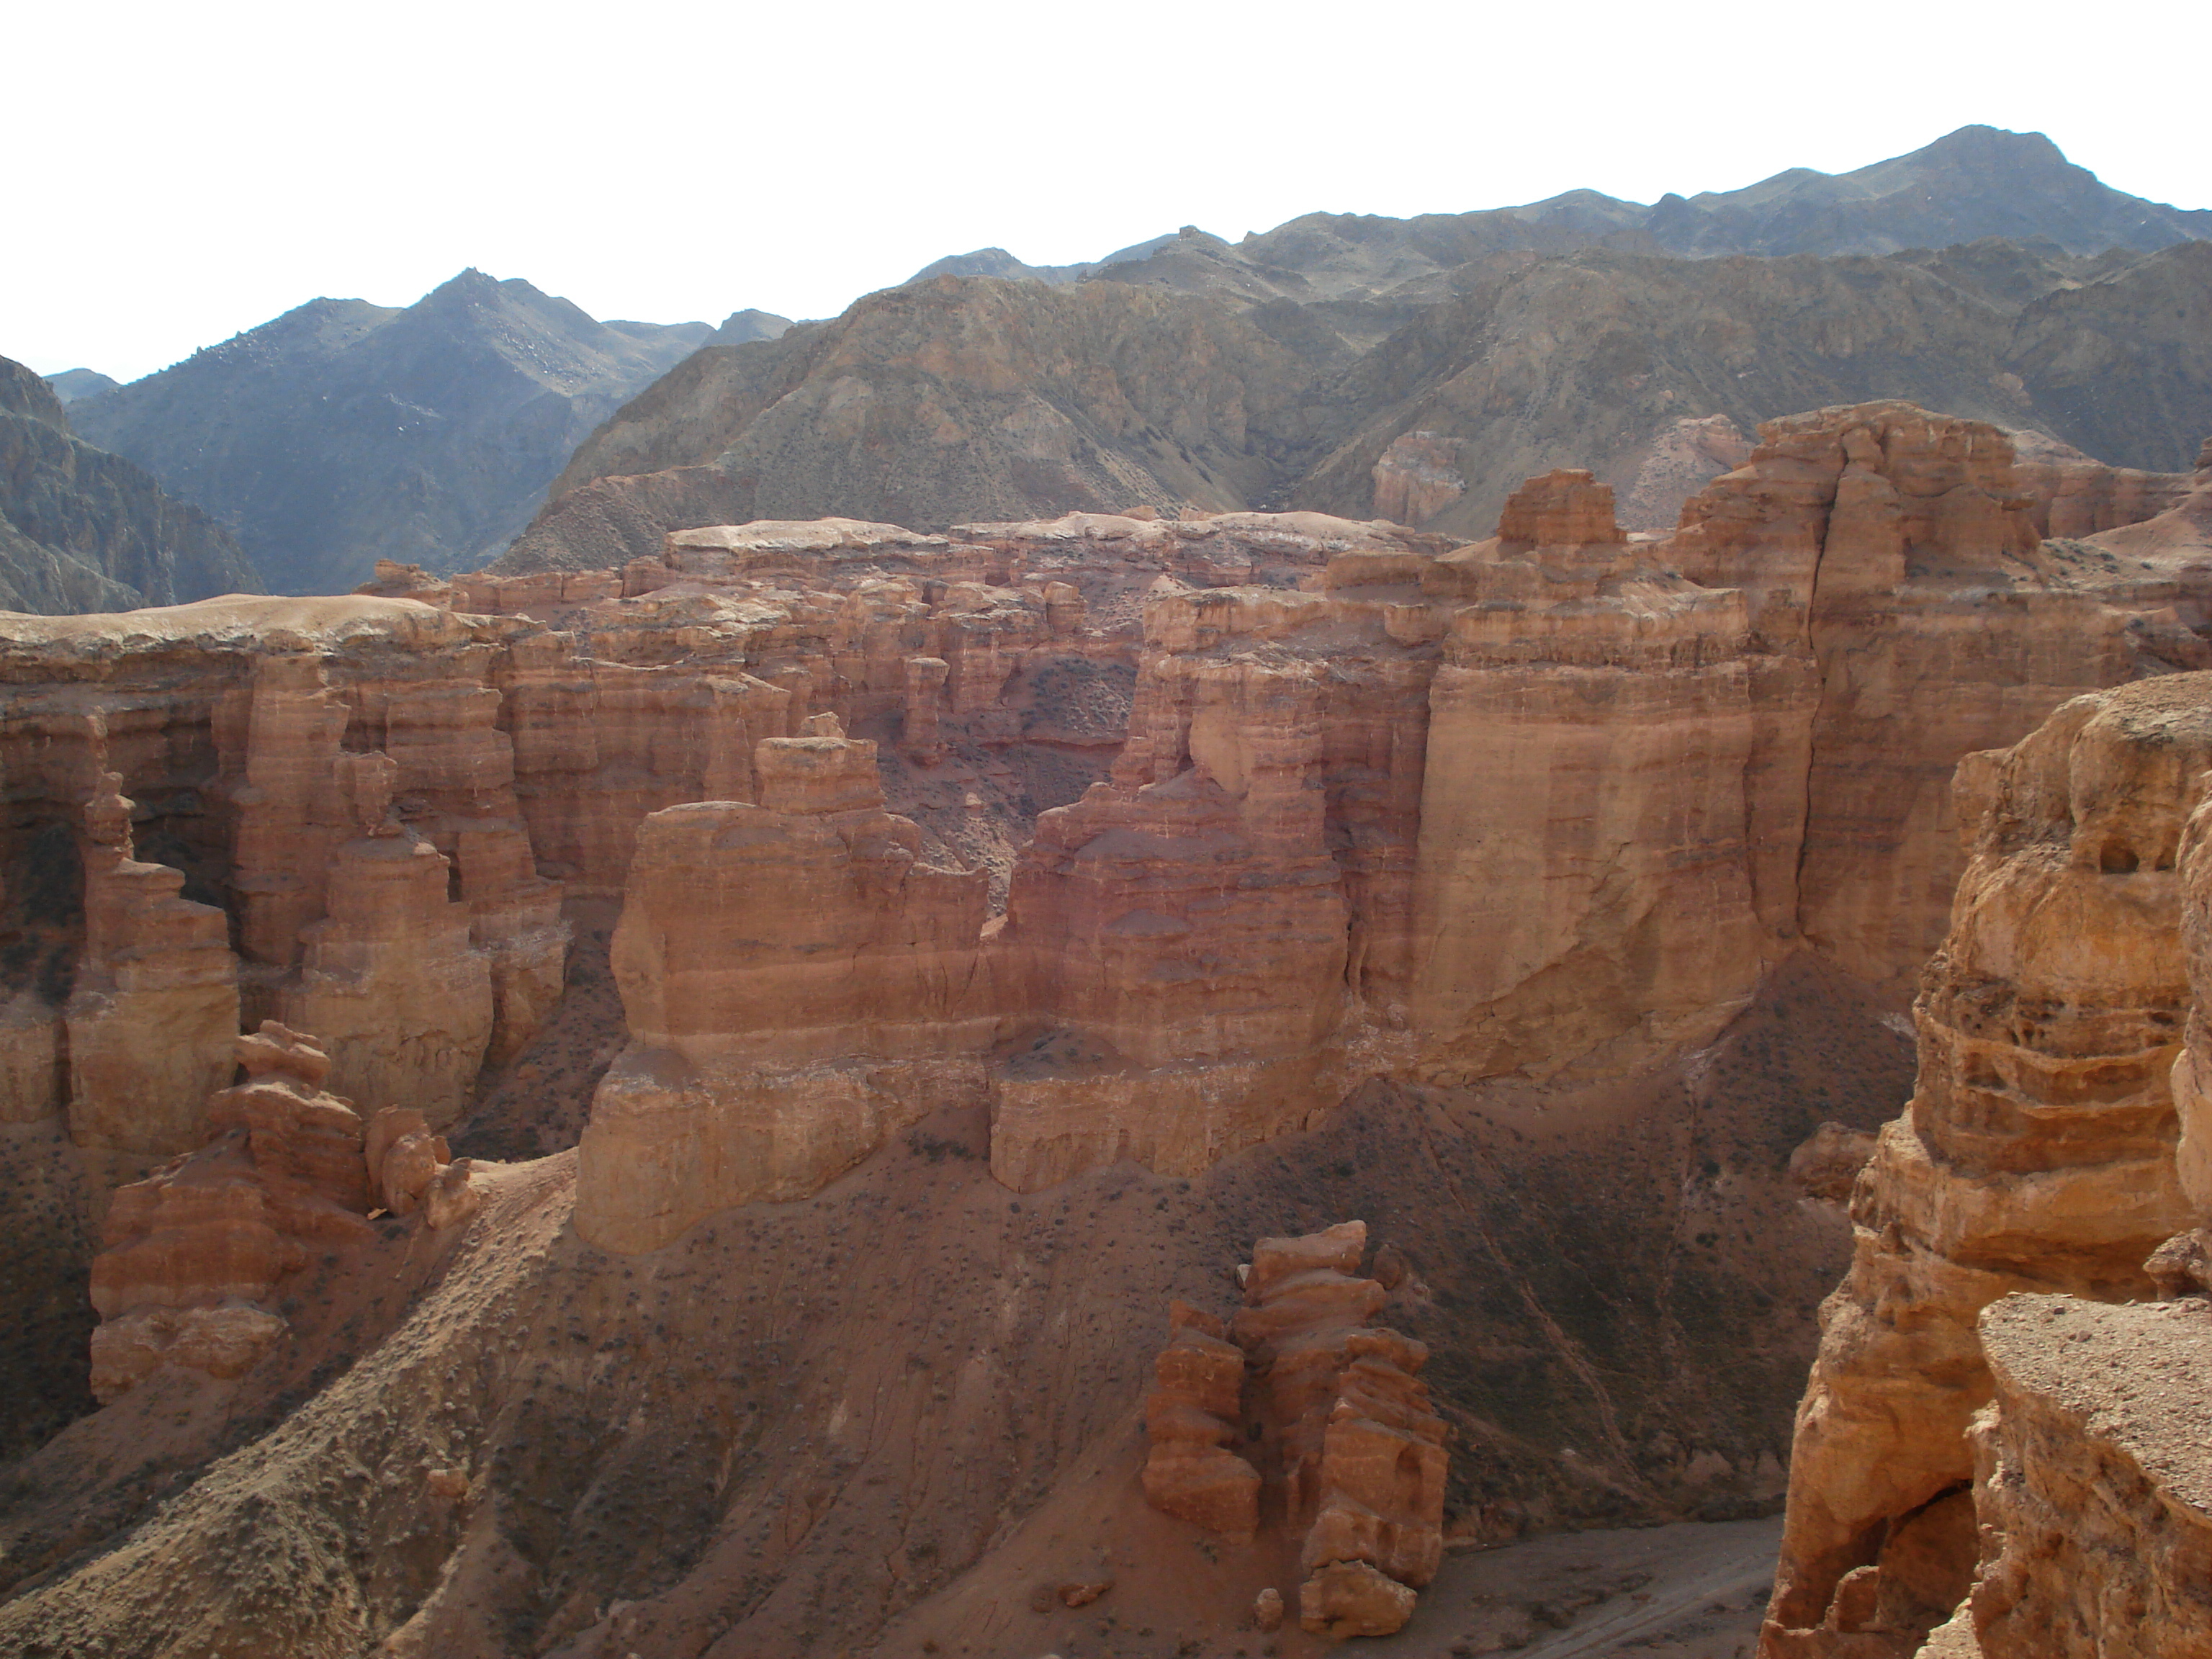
[281,816,494,1130]
[0,595,552,1175]
[574,721,994,1251]
[1300,1558,1418,1637]
[63,770,239,1159]
[1371,431,1465,527]
[87,1022,373,1399]
[1763,675,2212,1654]
[1668,403,2203,1002]
[1139,1301,1259,1539]
[1410,495,1766,1080]
[0,423,2200,1228]
[1789,1123,1879,1204]
[1966,1295,2212,1658]
[1134,1222,1448,1627]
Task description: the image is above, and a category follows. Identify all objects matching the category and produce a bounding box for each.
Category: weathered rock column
[576,717,992,1252]
[1762,675,2212,1656]
[64,770,240,1159]
[279,754,494,1128]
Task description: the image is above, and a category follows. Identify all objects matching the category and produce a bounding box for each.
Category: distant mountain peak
[901,125,2208,308]
[1915,124,2066,163]
[71,274,745,594]
[41,367,119,405]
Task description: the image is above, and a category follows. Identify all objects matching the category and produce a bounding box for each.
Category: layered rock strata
[1963,1295,2212,1658]
[575,717,994,1251]
[1139,1300,1258,1538]
[1,409,2206,1222]
[1665,404,2208,999]
[1138,1221,1447,1638]
[0,598,552,1160]
[88,1020,481,1401]
[63,769,238,1161]
[1762,675,2212,1655]
[89,1024,369,1398]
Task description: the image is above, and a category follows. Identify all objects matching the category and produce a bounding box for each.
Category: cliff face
[0,356,261,613]
[0,595,562,1174]
[1964,1294,2212,1658]
[3,405,2195,1232]
[69,274,719,594]
[1761,673,2212,1655]
[0,400,2208,1655]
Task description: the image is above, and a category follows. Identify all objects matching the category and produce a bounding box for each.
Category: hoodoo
[1139,1222,1448,1637]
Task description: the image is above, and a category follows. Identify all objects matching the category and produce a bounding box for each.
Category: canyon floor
[0,922,1905,1658]
[1403,1516,1778,1658]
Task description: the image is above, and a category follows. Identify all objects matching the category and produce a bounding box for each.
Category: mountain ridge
[0,356,262,613]
[508,234,2212,572]
[897,127,2209,323]
[68,272,724,594]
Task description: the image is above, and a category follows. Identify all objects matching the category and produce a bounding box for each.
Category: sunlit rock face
[1761,674,2212,1657]
[2,410,2205,1244]
[575,719,996,1252]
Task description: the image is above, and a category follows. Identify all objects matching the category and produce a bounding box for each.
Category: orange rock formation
[89,1023,369,1398]
[1139,1300,1258,1539]
[1138,1221,1447,1639]
[0,406,2203,1247]
[88,1020,480,1401]
[575,716,994,1251]
[1763,674,2212,1655]
[64,768,238,1164]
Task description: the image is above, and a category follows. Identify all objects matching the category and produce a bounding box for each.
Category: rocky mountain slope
[0,406,2206,1654]
[0,356,260,613]
[505,278,1320,572]
[68,272,745,595]
[42,369,119,404]
[509,233,2212,572]
[502,128,2207,580]
[1292,238,2212,544]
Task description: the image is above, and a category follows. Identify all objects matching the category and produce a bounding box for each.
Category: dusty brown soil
[0,1120,97,1460]
[1402,1516,1778,1657]
[453,900,628,1164]
[0,951,1907,1658]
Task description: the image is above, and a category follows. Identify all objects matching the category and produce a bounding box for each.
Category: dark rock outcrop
[0,356,260,613]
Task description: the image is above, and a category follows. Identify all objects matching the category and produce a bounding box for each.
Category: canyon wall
[4,402,2211,1659]
[6,403,2206,1259]
[1761,671,2212,1655]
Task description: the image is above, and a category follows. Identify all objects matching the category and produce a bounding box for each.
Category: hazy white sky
[12,0,2205,382]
